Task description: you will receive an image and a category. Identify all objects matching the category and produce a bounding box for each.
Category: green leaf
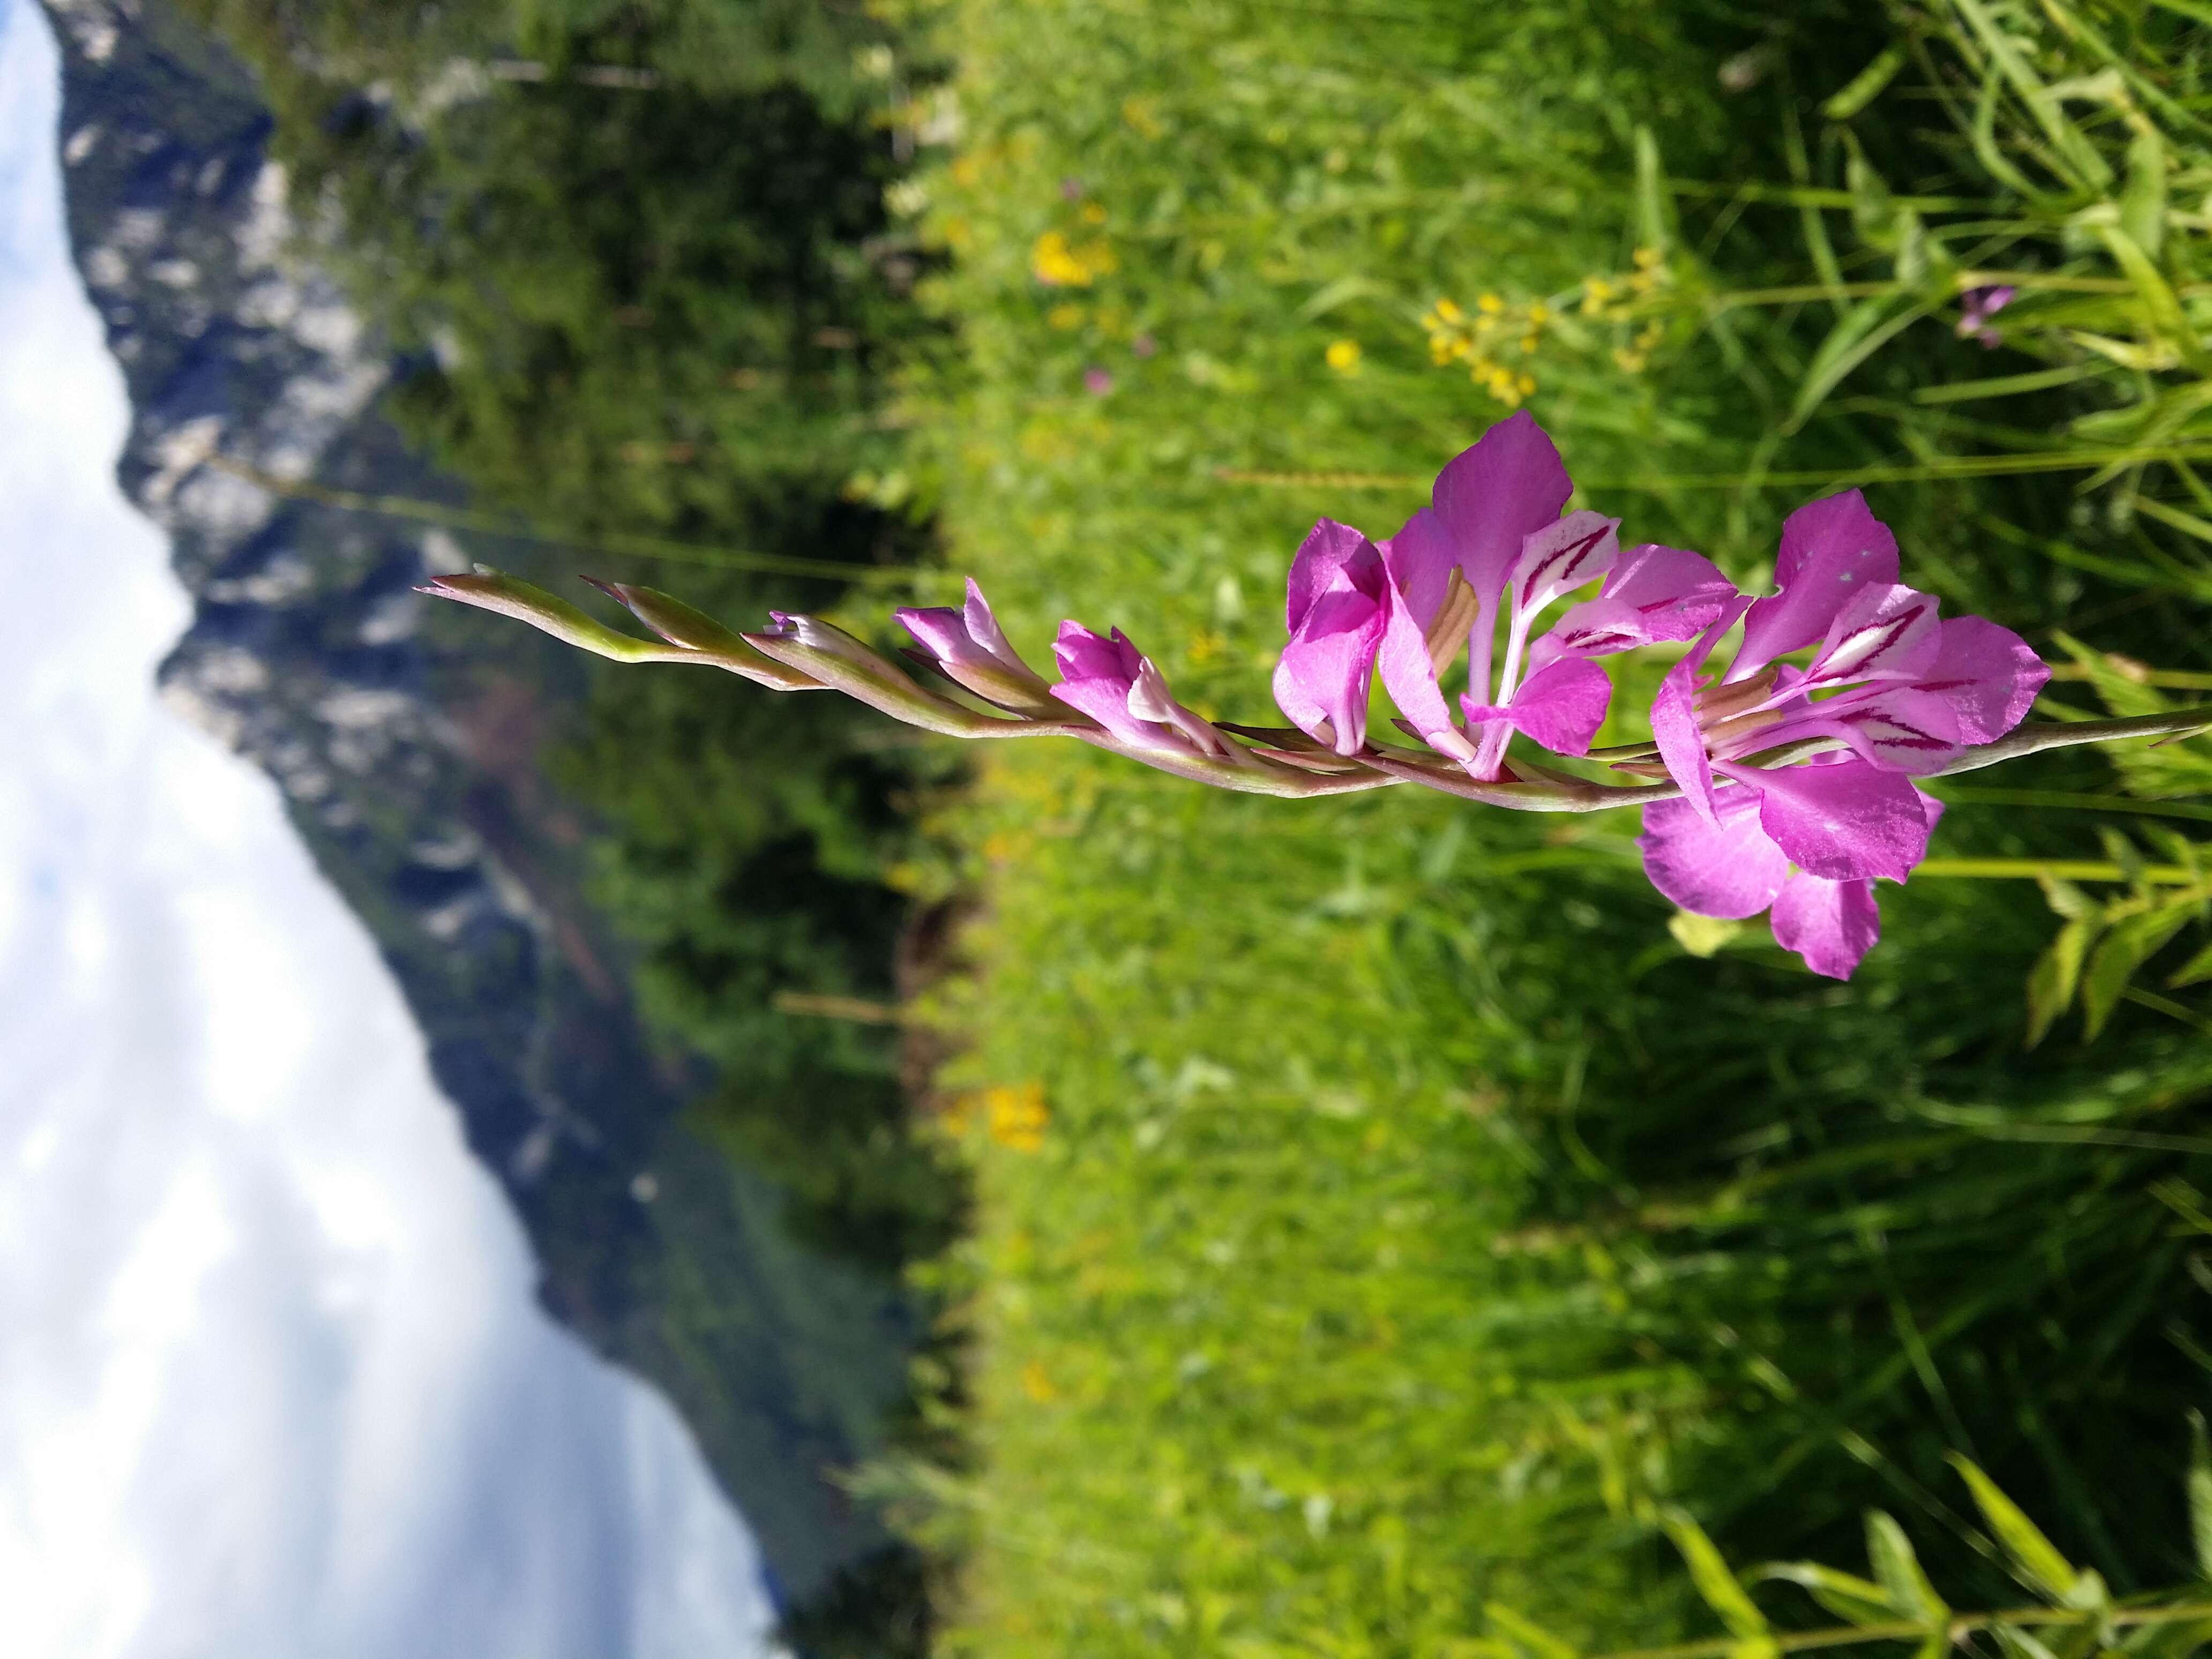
[1663,1510,1769,1640]
[1789,292,1932,429]
[2027,917,2097,1048]
[2123,130,2169,258]
[1757,1563,1895,1627]
[1823,42,1907,121]
[2119,1615,2212,1659]
[2041,877,2097,923]
[1992,1624,2062,1659]
[1845,138,1902,250]
[2098,827,2150,891]
[2082,906,2194,1038]
[1971,66,2047,199]
[1866,1511,1948,1626]
[1952,0,2114,191]
[1948,1455,2084,1603]
[1634,126,1678,258]
[2169,938,2212,989]
[2099,224,2206,372]
[2192,1411,2212,1581]
[1670,912,1746,958]
[1485,1602,1580,1659]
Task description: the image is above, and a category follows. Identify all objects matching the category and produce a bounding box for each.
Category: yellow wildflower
[1476,292,1504,315]
[1020,1362,1058,1403]
[1431,296,1465,325]
[1048,302,1086,331]
[1324,338,1363,375]
[987,1082,1049,1151]
[1031,230,1117,287]
[1080,201,1107,225]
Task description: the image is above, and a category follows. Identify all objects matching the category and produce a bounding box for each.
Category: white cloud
[0,5,780,1654]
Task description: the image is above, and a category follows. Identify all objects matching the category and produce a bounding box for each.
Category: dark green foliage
[181,0,961,1278]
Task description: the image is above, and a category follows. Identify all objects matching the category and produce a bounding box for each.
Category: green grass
[874,1,2212,1650]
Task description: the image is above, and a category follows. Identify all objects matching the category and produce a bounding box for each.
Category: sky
[0,4,781,1654]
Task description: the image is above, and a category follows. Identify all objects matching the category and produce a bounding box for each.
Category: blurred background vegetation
[180,0,2212,1653]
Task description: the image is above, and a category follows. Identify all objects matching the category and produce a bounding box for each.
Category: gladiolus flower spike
[420,415,2209,980]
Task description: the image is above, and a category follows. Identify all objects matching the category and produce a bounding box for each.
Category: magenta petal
[1285,518,1378,632]
[1769,872,1882,980]
[1773,686,1963,774]
[1050,674,1159,746]
[1506,656,1612,756]
[1050,623,1162,746]
[1509,510,1620,616]
[1273,539,1389,754]
[1051,619,1144,685]
[895,603,975,663]
[1376,582,1468,755]
[961,579,1028,673]
[1649,606,1744,821]
[1919,616,2051,744]
[1539,543,1738,662]
[1803,582,1943,686]
[1736,490,1901,675]
[1430,409,1573,607]
[1637,788,1790,919]
[1651,657,1718,821]
[1378,506,1456,626]
[1720,759,1933,883]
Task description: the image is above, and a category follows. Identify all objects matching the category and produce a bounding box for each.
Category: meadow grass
[875,1,2212,1651]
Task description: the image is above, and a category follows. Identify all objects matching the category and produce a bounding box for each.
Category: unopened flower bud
[895,580,1059,714]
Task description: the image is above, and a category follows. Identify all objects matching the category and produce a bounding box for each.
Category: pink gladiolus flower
[896,579,1056,711]
[1649,491,2046,872]
[1050,621,1235,759]
[1273,519,1393,754]
[1639,773,1946,980]
[1272,410,1737,778]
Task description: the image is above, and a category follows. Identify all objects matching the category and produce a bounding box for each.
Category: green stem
[1935,787,2212,824]
[1594,1600,2212,1659]
[2047,664,2212,690]
[1916,858,2198,883]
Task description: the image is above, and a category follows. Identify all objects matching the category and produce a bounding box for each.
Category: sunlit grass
[879,0,2212,1650]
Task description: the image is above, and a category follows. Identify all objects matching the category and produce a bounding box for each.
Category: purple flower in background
[1131,332,1157,358]
[1050,622,1235,759]
[1059,176,1086,200]
[1956,284,2015,347]
[896,579,1055,711]
[1083,365,1115,395]
[1640,775,1946,979]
